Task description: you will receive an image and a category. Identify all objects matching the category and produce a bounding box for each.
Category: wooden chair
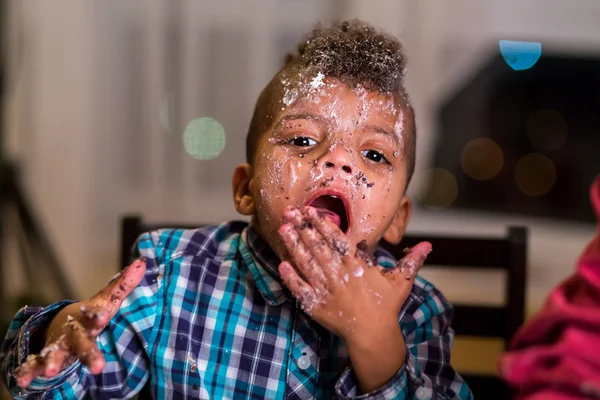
[380,227,527,400]
[120,215,527,400]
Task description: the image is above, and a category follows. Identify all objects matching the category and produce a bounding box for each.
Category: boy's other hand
[14,258,147,388]
[277,206,431,344]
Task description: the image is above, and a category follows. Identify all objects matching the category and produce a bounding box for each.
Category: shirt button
[416,387,428,399]
[297,355,311,370]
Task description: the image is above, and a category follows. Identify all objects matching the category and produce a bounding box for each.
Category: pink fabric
[500,175,600,399]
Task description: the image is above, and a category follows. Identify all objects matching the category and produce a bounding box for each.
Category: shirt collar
[239,226,290,306]
[239,225,400,306]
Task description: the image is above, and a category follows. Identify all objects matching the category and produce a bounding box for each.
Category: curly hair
[246,20,416,186]
[285,20,410,96]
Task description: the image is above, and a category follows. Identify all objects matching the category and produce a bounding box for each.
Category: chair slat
[380,236,510,268]
[462,374,514,400]
[453,306,507,338]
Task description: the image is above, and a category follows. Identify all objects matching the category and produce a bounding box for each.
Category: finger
[354,239,376,267]
[279,261,323,315]
[278,261,315,298]
[386,242,432,281]
[303,206,351,256]
[287,207,338,275]
[91,258,147,315]
[15,355,45,388]
[41,342,71,378]
[64,319,105,374]
[278,223,327,291]
[283,205,304,226]
[79,306,112,335]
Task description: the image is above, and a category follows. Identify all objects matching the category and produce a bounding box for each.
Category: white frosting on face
[352,266,364,277]
[253,73,410,256]
[309,72,326,90]
[279,71,405,148]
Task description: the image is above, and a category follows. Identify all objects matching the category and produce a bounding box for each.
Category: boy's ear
[232,164,255,216]
[383,196,412,245]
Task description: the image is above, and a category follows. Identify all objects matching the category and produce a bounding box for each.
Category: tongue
[315,208,341,227]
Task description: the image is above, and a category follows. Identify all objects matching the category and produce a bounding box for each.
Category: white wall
[3,0,599,318]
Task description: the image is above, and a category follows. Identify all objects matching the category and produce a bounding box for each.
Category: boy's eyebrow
[274,113,327,127]
[366,125,402,146]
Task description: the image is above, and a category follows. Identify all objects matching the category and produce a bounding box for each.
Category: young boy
[1,21,473,399]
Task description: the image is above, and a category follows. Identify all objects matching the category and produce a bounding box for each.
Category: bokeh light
[183,117,226,160]
[499,40,542,71]
[461,138,504,181]
[416,168,459,210]
[515,153,557,196]
[526,109,568,152]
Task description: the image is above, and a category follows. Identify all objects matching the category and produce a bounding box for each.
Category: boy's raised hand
[278,206,431,343]
[14,258,147,388]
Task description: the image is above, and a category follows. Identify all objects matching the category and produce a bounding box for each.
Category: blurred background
[1,0,599,396]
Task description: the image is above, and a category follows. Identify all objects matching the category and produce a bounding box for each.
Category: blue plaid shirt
[2,221,473,399]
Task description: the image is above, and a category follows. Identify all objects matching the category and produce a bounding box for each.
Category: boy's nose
[320,147,354,175]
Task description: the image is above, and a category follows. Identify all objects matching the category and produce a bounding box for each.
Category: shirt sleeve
[335,280,474,400]
[0,232,164,399]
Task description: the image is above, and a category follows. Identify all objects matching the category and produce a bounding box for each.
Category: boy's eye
[361,149,389,164]
[289,137,317,147]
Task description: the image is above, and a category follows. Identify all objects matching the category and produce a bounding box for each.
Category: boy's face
[233,76,412,260]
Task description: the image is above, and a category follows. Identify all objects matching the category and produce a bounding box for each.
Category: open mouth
[307,194,350,233]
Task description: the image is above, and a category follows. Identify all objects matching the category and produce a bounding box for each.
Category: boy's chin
[250,216,285,250]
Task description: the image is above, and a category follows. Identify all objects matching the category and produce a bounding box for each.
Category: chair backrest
[381,228,527,400]
[381,228,527,344]
[120,215,527,400]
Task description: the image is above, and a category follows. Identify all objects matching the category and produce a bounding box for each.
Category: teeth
[331,195,339,199]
